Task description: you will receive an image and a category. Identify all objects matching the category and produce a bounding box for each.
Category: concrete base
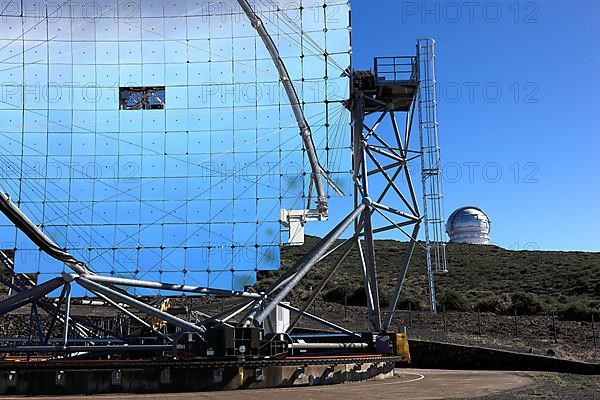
[0,359,396,396]
[0,369,536,400]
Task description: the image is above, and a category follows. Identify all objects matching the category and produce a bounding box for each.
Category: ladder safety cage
[417,38,449,314]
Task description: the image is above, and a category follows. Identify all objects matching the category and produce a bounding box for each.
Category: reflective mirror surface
[0,0,351,292]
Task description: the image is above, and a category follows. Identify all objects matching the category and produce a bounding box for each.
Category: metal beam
[361,206,382,331]
[355,237,375,312]
[75,276,205,333]
[352,88,383,332]
[267,234,354,295]
[366,145,406,164]
[367,149,418,217]
[82,274,259,298]
[251,204,366,326]
[44,284,71,345]
[0,345,174,353]
[289,342,368,350]
[383,223,421,330]
[62,283,72,347]
[286,239,355,333]
[367,128,405,160]
[372,221,418,235]
[92,290,173,342]
[363,111,388,141]
[390,111,406,155]
[368,160,405,176]
[372,206,422,243]
[0,277,65,315]
[280,303,360,338]
[0,192,91,275]
[236,0,328,214]
[371,202,420,221]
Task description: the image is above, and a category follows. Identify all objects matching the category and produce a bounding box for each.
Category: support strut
[236,0,328,215]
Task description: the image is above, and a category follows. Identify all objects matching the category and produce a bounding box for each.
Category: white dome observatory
[446,207,491,245]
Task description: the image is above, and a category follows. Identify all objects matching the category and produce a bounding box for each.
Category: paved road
[1,369,533,399]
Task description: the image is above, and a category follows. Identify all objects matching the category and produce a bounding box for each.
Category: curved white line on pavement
[381,372,426,385]
[298,372,426,390]
[0,373,429,399]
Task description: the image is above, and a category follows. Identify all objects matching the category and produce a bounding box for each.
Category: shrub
[378,286,393,307]
[344,287,391,307]
[348,287,368,306]
[476,293,512,314]
[511,291,546,315]
[324,286,414,309]
[559,300,597,321]
[437,289,471,312]
[323,286,355,304]
[323,286,372,306]
[397,295,422,310]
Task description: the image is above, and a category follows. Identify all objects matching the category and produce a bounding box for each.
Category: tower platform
[353,56,419,114]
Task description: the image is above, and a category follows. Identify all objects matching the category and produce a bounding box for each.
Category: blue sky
[335,0,599,252]
[1,0,597,263]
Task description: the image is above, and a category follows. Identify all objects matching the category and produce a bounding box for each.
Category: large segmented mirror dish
[0,0,352,293]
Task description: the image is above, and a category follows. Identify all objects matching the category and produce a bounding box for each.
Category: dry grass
[258,236,600,318]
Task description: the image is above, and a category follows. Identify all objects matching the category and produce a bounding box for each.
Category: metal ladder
[417,39,448,313]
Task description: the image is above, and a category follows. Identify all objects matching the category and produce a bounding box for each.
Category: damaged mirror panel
[119,87,166,110]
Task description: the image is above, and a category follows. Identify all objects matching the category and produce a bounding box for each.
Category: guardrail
[374,56,418,82]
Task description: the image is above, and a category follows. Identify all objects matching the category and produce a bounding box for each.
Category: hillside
[258,236,600,317]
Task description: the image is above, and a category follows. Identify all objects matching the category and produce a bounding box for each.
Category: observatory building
[446,206,491,245]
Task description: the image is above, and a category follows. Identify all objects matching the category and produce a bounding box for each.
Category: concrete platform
[0,369,533,399]
[0,358,397,395]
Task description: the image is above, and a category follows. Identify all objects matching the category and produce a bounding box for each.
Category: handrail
[374,56,418,82]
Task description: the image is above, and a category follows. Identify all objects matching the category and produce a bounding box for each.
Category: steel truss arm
[353,92,383,331]
[0,277,65,315]
[44,284,70,345]
[383,223,421,330]
[75,276,205,333]
[349,54,440,329]
[0,192,91,275]
[279,303,360,338]
[286,238,355,333]
[265,234,355,295]
[92,290,173,342]
[82,274,260,298]
[360,207,382,331]
[247,204,366,327]
[0,269,112,340]
[196,300,255,327]
[236,0,328,215]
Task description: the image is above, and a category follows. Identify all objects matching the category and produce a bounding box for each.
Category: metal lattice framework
[0,1,446,358]
[350,56,423,329]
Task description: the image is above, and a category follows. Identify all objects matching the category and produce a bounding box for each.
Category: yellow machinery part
[151,298,171,330]
[395,333,411,363]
